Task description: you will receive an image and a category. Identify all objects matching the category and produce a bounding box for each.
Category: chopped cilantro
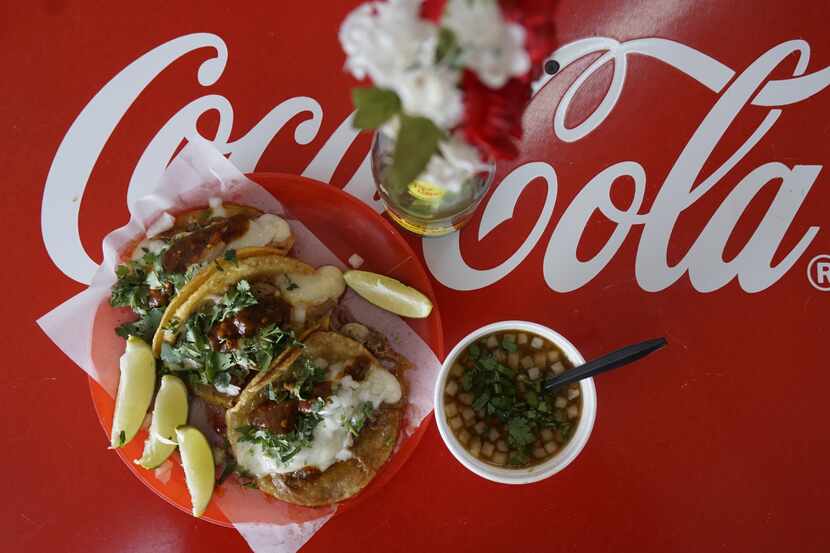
[224,249,238,265]
[287,356,326,400]
[461,371,473,392]
[266,382,289,403]
[115,307,163,342]
[501,339,518,352]
[159,281,299,391]
[508,450,529,466]
[342,402,375,437]
[237,407,323,464]
[110,245,194,339]
[284,276,300,291]
[458,343,575,466]
[506,417,535,448]
[471,391,489,411]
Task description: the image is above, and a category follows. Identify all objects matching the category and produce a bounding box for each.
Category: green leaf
[224,249,238,265]
[237,409,323,464]
[284,276,299,291]
[461,372,473,392]
[501,339,518,352]
[390,115,442,189]
[115,308,163,342]
[507,417,535,448]
[435,27,460,65]
[472,391,489,411]
[145,271,163,289]
[508,449,529,466]
[342,401,375,437]
[351,87,401,130]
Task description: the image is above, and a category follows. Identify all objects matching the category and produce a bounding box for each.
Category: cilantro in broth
[458,343,573,466]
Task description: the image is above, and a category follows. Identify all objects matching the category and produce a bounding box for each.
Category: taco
[153,255,346,409]
[110,201,294,342]
[225,330,408,507]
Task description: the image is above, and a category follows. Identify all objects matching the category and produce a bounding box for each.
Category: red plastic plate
[88,173,444,526]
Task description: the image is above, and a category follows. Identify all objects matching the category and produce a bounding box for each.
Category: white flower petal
[420,135,487,194]
[394,67,462,128]
[339,0,438,88]
[444,0,530,88]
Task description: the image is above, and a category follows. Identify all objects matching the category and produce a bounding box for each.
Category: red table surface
[3,1,829,552]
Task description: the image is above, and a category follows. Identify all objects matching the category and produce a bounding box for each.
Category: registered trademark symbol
[807,255,830,291]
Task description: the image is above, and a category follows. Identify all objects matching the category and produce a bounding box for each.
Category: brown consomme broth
[443,331,581,468]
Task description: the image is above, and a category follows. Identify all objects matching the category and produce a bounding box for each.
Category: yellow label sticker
[408,179,445,202]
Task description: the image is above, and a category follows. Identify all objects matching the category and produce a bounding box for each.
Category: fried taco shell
[226,331,408,507]
[152,254,345,409]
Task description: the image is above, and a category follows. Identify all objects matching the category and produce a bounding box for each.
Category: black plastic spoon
[541,337,668,393]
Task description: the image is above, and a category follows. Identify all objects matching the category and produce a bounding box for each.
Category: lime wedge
[111,336,156,448]
[135,375,188,469]
[344,270,433,318]
[175,426,215,517]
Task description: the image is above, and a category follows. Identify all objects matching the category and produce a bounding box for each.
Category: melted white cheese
[278,266,345,306]
[226,213,291,250]
[146,212,175,238]
[209,197,227,217]
[131,213,290,267]
[130,238,167,260]
[236,367,402,477]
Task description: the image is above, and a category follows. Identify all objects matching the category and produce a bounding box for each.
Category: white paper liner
[36,139,440,553]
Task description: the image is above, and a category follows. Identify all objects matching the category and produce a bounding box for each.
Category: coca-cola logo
[41,33,830,293]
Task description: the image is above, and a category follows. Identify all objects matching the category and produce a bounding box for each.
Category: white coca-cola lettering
[425,38,829,293]
[422,162,558,290]
[635,40,820,293]
[544,162,645,291]
[40,33,830,293]
[41,33,228,283]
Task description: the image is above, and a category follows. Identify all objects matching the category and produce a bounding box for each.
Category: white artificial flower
[339,0,438,89]
[443,0,530,88]
[420,134,488,194]
[395,66,463,128]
